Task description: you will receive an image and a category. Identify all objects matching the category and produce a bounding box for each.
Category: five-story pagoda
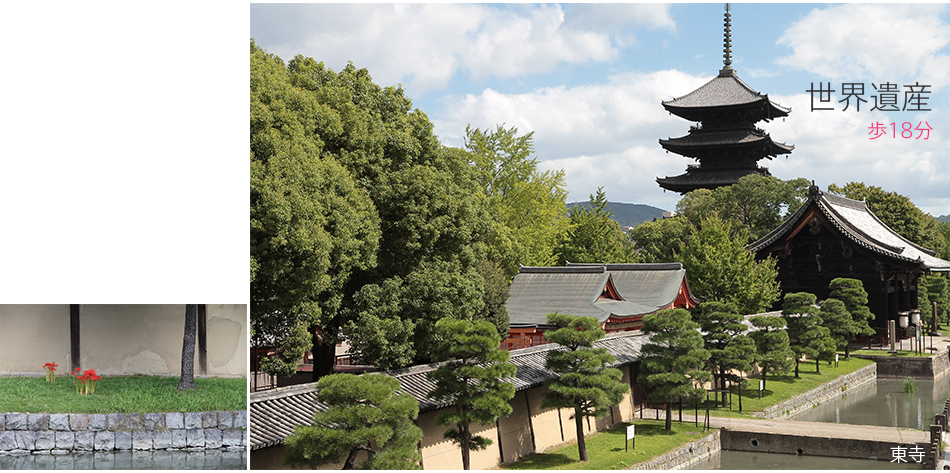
[656,4,794,194]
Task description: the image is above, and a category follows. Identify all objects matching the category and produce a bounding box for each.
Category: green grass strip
[850,348,934,358]
[0,376,246,414]
[500,419,709,470]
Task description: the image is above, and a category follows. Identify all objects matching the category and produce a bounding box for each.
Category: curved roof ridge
[519,265,606,274]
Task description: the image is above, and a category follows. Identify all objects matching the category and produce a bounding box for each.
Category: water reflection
[691,450,922,470]
[0,449,247,470]
[792,376,950,429]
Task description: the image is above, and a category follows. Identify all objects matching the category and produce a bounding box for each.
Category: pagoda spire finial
[720,3,734,76]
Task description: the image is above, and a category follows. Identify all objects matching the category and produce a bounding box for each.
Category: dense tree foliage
[827,182,947,255]
[676,175,811,242]
[680,216,781,314]
[427,319,516,470]
[639,308,711,430]
[464,125,569,278]
[692,301,755,405]
[748,314,794,389]
[827,278,875,358]
[557,187,637,264]
[541,313,629,462]
[284,373,422,469]
[781,293,835,376]
[920,275,950,326]
[818,298,853,357]
[627,215,690,264]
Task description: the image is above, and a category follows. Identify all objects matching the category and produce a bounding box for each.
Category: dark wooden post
[70,304,80,372]
[197,304,208,375]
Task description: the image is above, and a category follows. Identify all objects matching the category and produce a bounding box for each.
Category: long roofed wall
[656,5,793,194]
[748,185,950,327]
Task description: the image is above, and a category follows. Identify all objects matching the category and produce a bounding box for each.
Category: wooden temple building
[501,263,697,350]
[657,4,793,194]
[748,184,950,328]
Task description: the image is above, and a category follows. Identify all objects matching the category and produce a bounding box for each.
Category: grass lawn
[499,419,709,470]
[0,375,246,414]
[850,348,933,357]
[677,356,876,419]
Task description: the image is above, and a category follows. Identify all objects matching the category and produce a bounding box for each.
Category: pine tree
[828,278,876,358]
[748,315,794,390]
[692,301,755,406]
[782,293,835,376]
[639,308,711,430]
[819,298,852,359]
[427,319,517,470]
[283,373,422,469]
[541,313,629,462]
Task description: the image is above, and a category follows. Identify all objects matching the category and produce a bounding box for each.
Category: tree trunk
[845,343,850,359]
[177,304,198,391]
[762,371,767,390]
[342,448,359,469]
[575,408,588,462]
[794,357,800,378]
[665,403,672,431]
[816,357,820,374]
[461,423,471,470]
[311,326,335,381]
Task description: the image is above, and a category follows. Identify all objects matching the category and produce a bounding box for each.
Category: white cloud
[775,4,950,84]
[250,3,676,96]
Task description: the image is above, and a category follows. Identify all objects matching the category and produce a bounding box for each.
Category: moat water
[0,449,247,469]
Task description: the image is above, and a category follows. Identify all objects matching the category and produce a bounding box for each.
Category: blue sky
[251,3,950,217]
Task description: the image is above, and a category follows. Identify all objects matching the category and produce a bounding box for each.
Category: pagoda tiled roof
[249,331,648,450]
[662,72,790,120]
[656,167,771,194]
[748,187,950,270]
[659,129,794,157]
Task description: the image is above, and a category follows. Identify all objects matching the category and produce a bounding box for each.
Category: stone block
[35,431,55,450]
[15,431,37,450]
[184,412,202,429]
[55,431,74,450]
[0,413,5,430]
[204,429,222,449]
[6,413,27,430]
[48,413,70,431]
[165,412,183,429]
[152,430,172,449]
[233,411,247,429]
[50,449,70,455]
[107,413,127,431]
[171,429,187,449]
[126,413,144,430]
[217,411,233,429]
[28,413,50,431]
[222,429,242,447]
[186,429,205,448]
[243,430,248,447]
[0,431,17,451]
[75,431,95,451]
[202,412,217,429]
[144,413,164,430]
[132,430,152,450]
[115,430,132,450]
[69,413,89,431]
[89,414,107,431]
[94,431,115,451]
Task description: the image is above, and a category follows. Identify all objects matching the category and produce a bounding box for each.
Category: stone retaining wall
[754,363,877,419]
[853,348,950,379]
[0,411,246,455]
[632,430,720,470]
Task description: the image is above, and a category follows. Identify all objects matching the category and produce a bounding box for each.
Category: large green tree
[920,275,950,326]
[818,298,853,358]
[748,314,794,389]
[557,187,637,264]
[680,216,781,314]
[639,308,712,430]
[781,293,835,377]
[250,41,381,377]
[827,278,875,358]
[827,182,947,254]
[677,175,811,242]
[541,313,629,462]
[427,319,517,470]
[464,125,569,278]
[692,301,755,405]
[284,373,422,470]
[627,215,690,264]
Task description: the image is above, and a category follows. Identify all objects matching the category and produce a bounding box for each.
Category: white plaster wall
[0,305,71,374]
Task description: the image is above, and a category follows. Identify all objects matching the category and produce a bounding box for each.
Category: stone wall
[754,363,877,419]
[854,348,950,379]
[632,430,721,470]
[0,411,247,455]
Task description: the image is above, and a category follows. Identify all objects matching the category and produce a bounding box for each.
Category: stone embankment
[632,429,720,470]
[753,363,877,419]
[0,411,247,455]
